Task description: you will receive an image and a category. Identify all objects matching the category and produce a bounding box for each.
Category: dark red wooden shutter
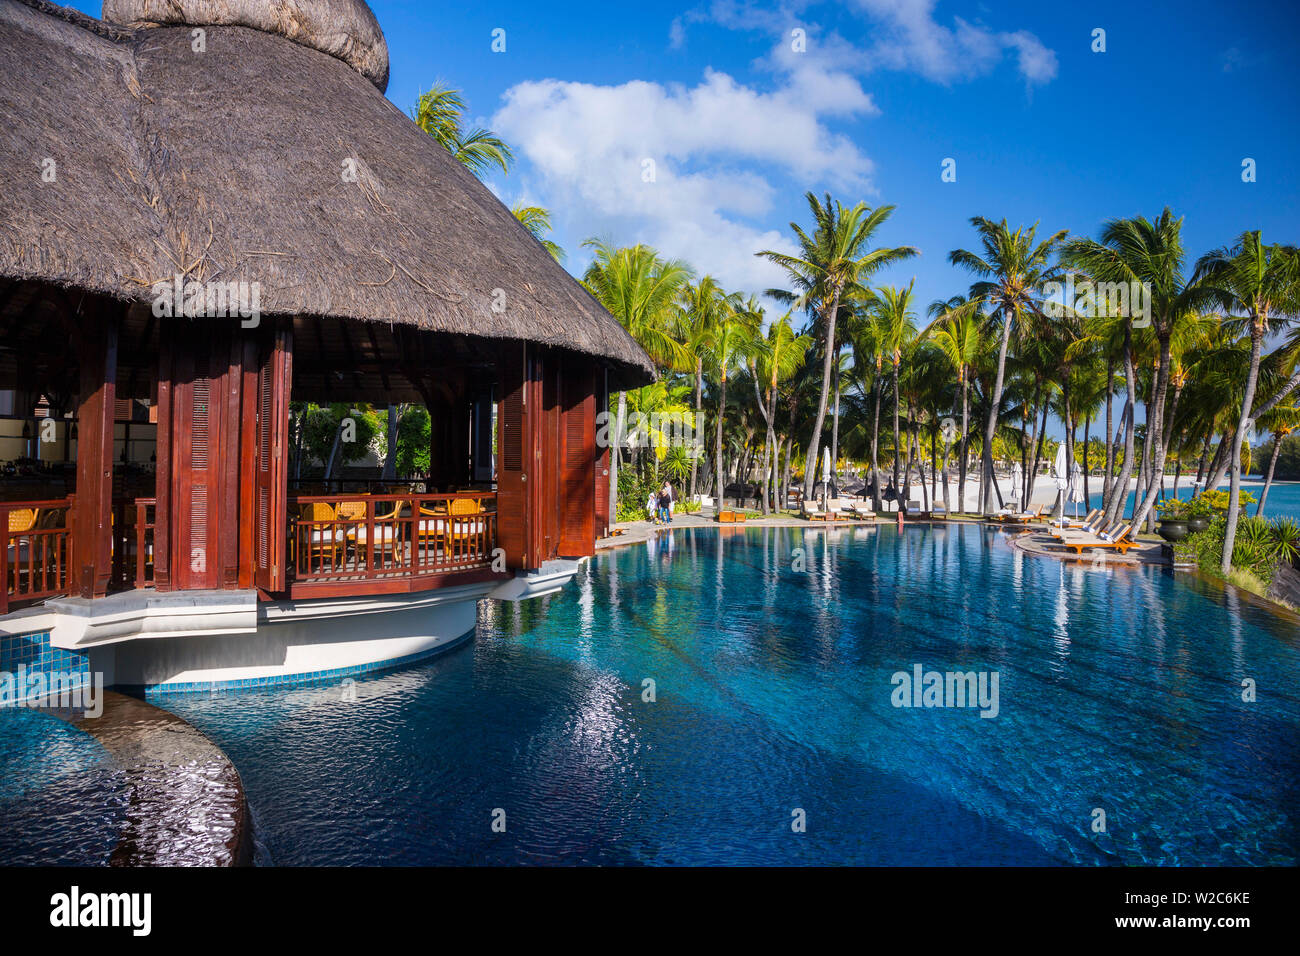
[253,324,292,592]
[496,343,527,567]
[594,370,610,539]
[558,357,595,557]
[173,342,218,590]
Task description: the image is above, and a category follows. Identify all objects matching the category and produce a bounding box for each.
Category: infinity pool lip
[46,691,252,866]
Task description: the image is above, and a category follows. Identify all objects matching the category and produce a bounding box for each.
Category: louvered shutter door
[558,358,595,557]
[496,343,527,567]
[253,324,292,591]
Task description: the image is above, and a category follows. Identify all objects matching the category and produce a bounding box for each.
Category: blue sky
[362,0,1299,309]
[73,0,1299,308]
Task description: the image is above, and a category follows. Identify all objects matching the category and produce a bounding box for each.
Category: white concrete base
[8,565,582,692]
[113,580,499,689]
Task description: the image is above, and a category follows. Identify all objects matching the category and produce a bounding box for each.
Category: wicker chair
[300,502,344,571]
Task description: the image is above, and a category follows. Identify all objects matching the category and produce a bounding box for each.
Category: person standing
[662,481,675,523]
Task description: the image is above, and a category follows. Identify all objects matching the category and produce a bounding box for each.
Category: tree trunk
[689,357,703,499]
[1258,433,1283,516]
[715,370,728,511]
[870,375,883,511]
[1102,353,1114,504]
[1082,413,1091,507]
[1131,333,1175,533]
[1222,322,1265,573]
[1103,325,1137,529]
[831,372,841,479]
[611,390,626,524]
[981,306,1015,514]
[957,375,969,514]
[803,288,843,499]
[892,360,902,500]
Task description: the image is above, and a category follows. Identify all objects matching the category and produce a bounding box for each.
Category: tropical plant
[758,192,917,498]
[950,217,1067,513]
[411,85,513,177]
[1194,232,1300,572]
[510,203,564,262]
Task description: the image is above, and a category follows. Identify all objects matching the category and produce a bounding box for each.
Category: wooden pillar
[74,308,119,599]
[153,323,173,590]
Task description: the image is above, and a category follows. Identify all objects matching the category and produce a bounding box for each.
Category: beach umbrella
[1052,445,1068,520]
[1068,461,1084,518]
[1010,461,1023,507]
[820,447,832,503]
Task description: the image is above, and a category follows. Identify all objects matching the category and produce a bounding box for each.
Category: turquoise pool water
[160,524,1300,866]
[0,709,128,865]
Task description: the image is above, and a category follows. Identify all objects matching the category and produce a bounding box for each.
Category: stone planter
[1157,519,1189,542]
[1186,515,1209,534]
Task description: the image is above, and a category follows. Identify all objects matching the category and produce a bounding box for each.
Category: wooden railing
[1,497,74,614]
[287,492,497,586]
[133,498,155,589]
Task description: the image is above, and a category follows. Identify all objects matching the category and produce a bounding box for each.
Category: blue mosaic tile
[0,629,93,703]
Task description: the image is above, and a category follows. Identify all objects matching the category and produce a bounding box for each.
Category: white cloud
[492,68,875,292]
[851,1,1057,85]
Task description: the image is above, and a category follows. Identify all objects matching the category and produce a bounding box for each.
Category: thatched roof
[0,0,654,386]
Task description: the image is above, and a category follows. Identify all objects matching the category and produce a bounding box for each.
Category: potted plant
[1156,498,1189,542]
[1184,494,1211,533]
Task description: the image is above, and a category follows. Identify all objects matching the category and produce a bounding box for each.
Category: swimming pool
[0,709,128,865]
[161,523,1300,865]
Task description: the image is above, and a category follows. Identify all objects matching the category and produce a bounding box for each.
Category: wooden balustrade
[1,497,74,614]
[133,498,156,589]
[2,491,498,612]
[287,492,498,588]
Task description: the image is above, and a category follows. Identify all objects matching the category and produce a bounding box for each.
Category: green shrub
[1181,511,1294,587]
[1269,516,1300,563]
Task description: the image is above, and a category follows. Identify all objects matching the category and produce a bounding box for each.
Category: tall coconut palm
[1256,405,1300,516]
[751,313,812,513]
[510,203,564,262]
[758,193,918,499]
[1063,210,1211,533]
[582,242,694,523]
[921,294,985,513]
[870,283,918,498]
[673,277,729,499]
[1193,232,1300,573]
[950,217,1068,513]
[412,85,513,177]
[704,295,760,510]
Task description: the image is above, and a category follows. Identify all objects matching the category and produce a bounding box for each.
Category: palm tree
[582,242,694,523]
[674,277,729,499]
[921,294,985,513]
[1256,405,1300,516]
[412,85,513,177]
[949,217,1067,514]
[510,204,564,262]
[1063,210,1211,533]
[870,283,918,500]
[1194,232,1300,572]
[751,313,812,513]
[758,193,917,499]
[704,295,760,510]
